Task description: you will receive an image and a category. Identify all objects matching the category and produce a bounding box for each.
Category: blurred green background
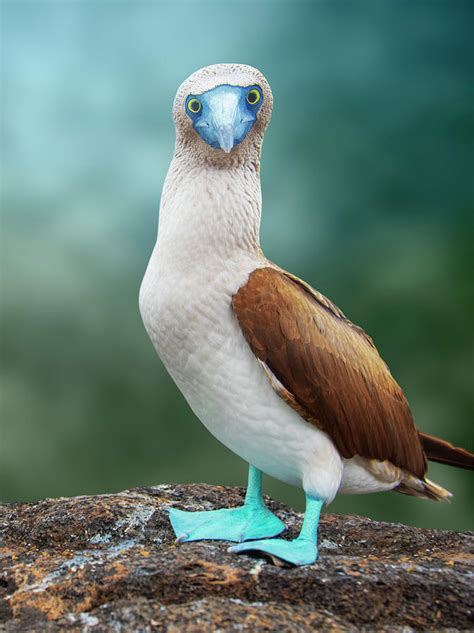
[1,1,472,530]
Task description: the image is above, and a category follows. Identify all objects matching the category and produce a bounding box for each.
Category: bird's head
[172,64,273,162]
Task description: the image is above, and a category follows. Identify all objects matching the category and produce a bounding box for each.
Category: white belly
[140,250,397,503]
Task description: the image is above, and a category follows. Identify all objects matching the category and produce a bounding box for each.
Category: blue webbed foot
[169,504,285,543]
[229,494,324,566]
[229,537,318,566]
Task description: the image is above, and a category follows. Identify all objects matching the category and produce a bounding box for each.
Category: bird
[139,63,474,566]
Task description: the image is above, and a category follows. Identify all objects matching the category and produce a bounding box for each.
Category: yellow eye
[246,88,261,105]
[187,98,201,114]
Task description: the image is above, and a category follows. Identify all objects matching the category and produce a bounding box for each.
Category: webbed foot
[169,504,285,543]
[229,536,318,566]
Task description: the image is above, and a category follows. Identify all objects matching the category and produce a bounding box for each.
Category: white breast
[140,248,347,503]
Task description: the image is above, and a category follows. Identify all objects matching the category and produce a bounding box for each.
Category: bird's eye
[187,98,202,114]
[246,88,261,106]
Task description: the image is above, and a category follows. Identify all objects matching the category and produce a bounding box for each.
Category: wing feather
[232,267,427,478]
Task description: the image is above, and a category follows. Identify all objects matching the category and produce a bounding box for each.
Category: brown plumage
[232,267,473,497]
[419,432,474,470]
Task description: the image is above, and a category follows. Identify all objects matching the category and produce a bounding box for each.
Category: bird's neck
[154,148,263,272]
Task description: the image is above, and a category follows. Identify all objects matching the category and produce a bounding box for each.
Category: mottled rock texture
[0,484,472,631]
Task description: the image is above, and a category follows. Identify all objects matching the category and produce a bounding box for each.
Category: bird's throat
[155,154,263,271]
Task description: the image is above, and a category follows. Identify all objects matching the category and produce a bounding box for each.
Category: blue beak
[215,124,236,154]
[186,85,262,153]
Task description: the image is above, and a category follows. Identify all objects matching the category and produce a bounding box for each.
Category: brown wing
[232,266,427,478]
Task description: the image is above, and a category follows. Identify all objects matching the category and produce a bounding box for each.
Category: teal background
[1,1,472,530]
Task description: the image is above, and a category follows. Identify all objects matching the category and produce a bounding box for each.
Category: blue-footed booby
[139,64,474,566]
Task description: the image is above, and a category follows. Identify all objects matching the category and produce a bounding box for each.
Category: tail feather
[395,476,452,501]
[419,432,474,471]
[394,432,472,502]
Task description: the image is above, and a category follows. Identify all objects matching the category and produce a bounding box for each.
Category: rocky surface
[0,483,472,631]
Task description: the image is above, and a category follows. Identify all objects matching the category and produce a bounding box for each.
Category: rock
[0,483,472,631]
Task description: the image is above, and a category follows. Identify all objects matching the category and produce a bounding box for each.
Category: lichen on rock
[0,484,472,631]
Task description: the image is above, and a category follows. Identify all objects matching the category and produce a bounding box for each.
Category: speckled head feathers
[172,64,273,163]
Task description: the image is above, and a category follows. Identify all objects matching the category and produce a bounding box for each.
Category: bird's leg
[169,465,286,543]
[229,493,323,566]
